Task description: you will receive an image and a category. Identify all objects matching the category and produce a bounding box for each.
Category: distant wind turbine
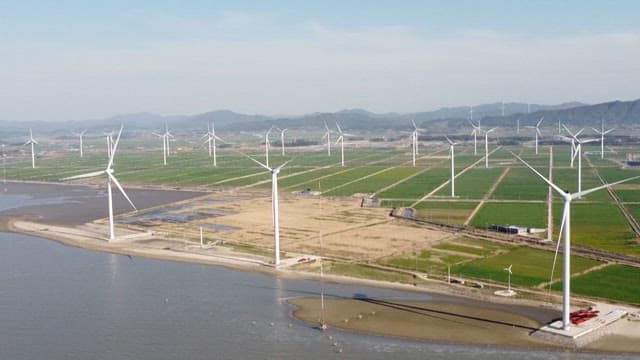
[561,125,598,196]
[264,127,273,168]
[62,126,137,242]
[445,136,457,197]
[591,120,615,160]
[153,123,174,166]
[277,128,288,156]
[513,152,640,330]
[321,121,332,156]
[335,122,355,167]
[72,130,87,158]
[468,119,481,156]
[202,121,224,166]
[411,120,420,165]
[484,128,496,168]
[24,129,38,169]
[524,116,544,154]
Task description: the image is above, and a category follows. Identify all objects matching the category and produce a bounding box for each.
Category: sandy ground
[290,298,640,353]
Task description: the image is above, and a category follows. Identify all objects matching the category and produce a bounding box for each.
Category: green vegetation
[470,202,546,229]
[552,265,640,305]
[455,247,602,287]
[414,201,478,225]
[327,262,413,283]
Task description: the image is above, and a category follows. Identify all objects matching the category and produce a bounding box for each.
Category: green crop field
[552,265,640,305]
[414,201,478,225]
[377,167,450,199]
[455,247,602,287]
[323,166,422,196]
[490,167,548,200]
[470,202,546,229]
[434,168,504,199]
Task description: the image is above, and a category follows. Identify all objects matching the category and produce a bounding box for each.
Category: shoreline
[3,216,640,354]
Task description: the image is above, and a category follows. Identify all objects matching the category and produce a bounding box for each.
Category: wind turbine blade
[276,159,292,171]
[342,133,357,137]
[486,128,496,134]
[444,135,454,145]
[603,128,615,135]
[580,138,600,144]
[32,139,39,145]
[411,119,417,130]
[562,124,575,138]
[511,152,567,197]
[572,175,640,200]
[108,172,137,211]
[334,136,343,145]
[107,126,124,169]
[536,116,544,127]
[242,153,271,171]
[549,208,567,290]
[335,122,343,134]
[62,170,105,181]
[591,127,602,134]
[323,120,329,131]
[575,128,584,137]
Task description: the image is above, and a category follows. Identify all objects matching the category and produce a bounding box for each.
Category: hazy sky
[1,0,639,121]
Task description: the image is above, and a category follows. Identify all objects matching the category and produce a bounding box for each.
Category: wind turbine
[72,130,87,158]
[62,126,137,242]
[504,265,513,294]
[24,129,38,169]
[264,126,273,168]
[153,123,173,166]
[562,125,598,196]
[516,118,520,135]
[513,152,640,330]
[445,136,457,197]
[104,131,115,159]
[411,120,420,165]
[202,121,224,166]
[591,120,615,160]
[277,128,288,156]
[525,116,544,154]
[321,121,332,156]
[335,122,355,167]
[243,154,291,266]
[484,128,496,169]
[468,119,481,156]
[560,126,583,169]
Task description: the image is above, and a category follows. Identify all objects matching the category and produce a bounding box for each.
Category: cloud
[0,21,639,121]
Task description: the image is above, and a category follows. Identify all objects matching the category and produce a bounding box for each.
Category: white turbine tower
[264,127,273,168]
[335,122,355,167]
[591,120,615,160]
[24,129,38,169]
[445,136,457,197]
[504,265,513,294]
[525,116,544,154]
[516,118,520,135]
[562,125,598,196]
[104,131,115,159]
[243,154,291,266]
[484,128,496,169]
[153,123,173,166]
[202,121,224,167]
[513,152,640,330]
[468,119,481,156]
[72,130,87,158]
[411,120,420,165]
[321,121,332,156]
[62,126,137,242]
[277,128,288,156]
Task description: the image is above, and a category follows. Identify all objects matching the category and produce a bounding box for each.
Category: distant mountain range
[1,99,639,136]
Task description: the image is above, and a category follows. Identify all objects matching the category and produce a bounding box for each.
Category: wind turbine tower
[484,128,496,169]
[24,129,38,169]
[278,128,288,156]
[525,117,544,155]
[335,122,354,167]
[445,136,457,197]
[591,120,615,160]
[322,121,331,156]
[72,130,87,158]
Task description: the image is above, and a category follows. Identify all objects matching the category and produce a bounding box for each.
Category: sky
[1,0,639,121]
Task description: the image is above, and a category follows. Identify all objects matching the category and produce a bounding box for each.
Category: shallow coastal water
[0,183,636,359]
[1,231,634,360]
